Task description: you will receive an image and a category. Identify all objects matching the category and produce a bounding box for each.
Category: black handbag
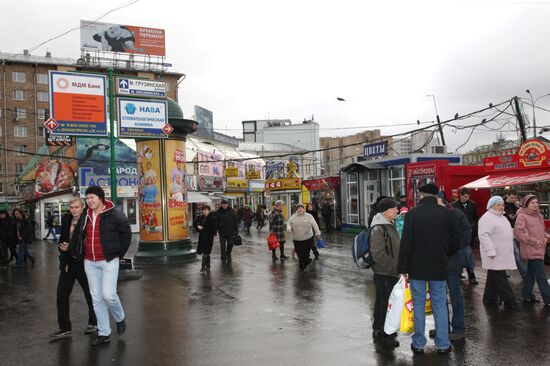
[233,234,243,246]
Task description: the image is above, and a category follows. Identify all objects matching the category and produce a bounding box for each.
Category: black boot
[280,244,288,260]
[469,272,479,285]
[206,256,211,271]
[200,257,207,273]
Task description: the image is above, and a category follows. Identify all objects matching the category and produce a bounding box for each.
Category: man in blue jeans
[398,183,460,355]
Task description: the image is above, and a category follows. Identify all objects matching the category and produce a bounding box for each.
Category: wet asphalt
[1,227,550,366]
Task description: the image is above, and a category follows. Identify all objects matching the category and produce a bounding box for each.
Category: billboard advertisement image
[194,106,214,140]
[137,140,163,241]
[117,98,169,138]
[80,20,166,56]
[165,140,188,241]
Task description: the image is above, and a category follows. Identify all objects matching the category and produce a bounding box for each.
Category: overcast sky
[3,0,550,151]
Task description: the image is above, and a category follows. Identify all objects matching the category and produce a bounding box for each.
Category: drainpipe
[2,60,8,197]
[33,64,38,153]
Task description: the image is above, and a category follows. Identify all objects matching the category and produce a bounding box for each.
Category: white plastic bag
[384,277,405,335]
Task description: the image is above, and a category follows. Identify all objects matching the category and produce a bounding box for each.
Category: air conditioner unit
[432,145,446,154]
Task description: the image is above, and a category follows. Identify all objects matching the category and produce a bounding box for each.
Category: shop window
[37,73,48,85]
[346,172,359,224]
[389,167,405,199]
[12,71,25,82]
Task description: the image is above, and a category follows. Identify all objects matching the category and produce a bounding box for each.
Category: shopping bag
[233,234,243,246]
[400,280,414,334]
[383,277,405,335]
[267,233,280,250]
[425,283,432,315]
[316,238,325,249]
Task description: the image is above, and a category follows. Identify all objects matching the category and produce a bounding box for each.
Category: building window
[37,73,49,85]
[12,72,25,82]
[14,126,28,138]
[15,163,26,174]
[13,108,26,120]
[13,90,26,101]
[38,127,46,137]
[37,91,49,102]
[38,108,49,120]
[389,167,405,199]
[0,183,4,193]
[15,145,27,156]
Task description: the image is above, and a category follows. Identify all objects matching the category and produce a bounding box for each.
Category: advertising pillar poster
[165,140,188,240]
[137,140,163,241]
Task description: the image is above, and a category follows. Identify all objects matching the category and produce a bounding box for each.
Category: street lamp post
[426,94,446,146]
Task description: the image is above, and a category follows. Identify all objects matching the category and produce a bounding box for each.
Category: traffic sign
[49,71,108,136]
[44,118,59,132]
[162,123,174,136]
[116,77,166,98]
[117,97,169,138]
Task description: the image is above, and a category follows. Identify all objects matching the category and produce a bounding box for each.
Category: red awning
[462,170,550,189]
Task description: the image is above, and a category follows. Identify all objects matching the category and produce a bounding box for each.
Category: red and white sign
[49,71,108,136]
[43,118,59,132]
[162,124,174,136]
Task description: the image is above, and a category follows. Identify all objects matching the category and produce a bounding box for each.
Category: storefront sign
[406,161,444,207]
[265,178,301,191]
[364,141,388,159]
[225,166,239,178]
[79,185,137,198]
[49,71,108,136]
[165,140,188,240]
[116,77,166,98]
[484,139,550,172]
[198,151,223,177]
[303,177,339,191]
[246,161,263,179]
[248,180,264,192]
[137,140,163,241]
[199,176,224,192]
[265,161,285,180]
[78,167,139,187]
[46,132,73,146]
[118,98,170,138]
[226,179,248,191]
[35,160,75,198]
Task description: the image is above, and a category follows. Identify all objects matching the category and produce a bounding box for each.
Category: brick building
[0,51,183,200]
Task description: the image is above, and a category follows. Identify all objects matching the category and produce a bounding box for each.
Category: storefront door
[122,198,139,232]
[364,171,379,224]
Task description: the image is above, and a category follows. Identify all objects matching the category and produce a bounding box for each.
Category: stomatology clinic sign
[48,71,108,136]
[117,98,170,138]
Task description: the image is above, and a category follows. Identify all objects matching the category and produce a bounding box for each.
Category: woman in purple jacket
[478,196,518,308]
[514,194,550,305]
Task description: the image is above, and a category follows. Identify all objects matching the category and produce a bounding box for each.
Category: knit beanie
[85,185,106,202]
[486,196,504,210]
[521,194,537,208]
[377,198,397,213]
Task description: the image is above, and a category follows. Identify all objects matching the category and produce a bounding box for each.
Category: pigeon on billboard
[80,20,166,56]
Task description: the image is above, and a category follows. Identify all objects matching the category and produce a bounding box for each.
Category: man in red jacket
[72,186,132,346]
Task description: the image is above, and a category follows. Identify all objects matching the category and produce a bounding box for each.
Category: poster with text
[137,140,163,241]
[165,140,188,240]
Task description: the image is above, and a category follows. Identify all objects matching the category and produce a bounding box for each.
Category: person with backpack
[370,198,401,348]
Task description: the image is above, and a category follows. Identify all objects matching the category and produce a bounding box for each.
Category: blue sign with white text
[364,141,388,159]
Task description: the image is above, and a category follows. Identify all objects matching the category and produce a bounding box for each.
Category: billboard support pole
[108,68,118,203]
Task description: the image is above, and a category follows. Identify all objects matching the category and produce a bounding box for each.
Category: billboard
[80,20,166,56]
[49,71,108,136]
[117,98,170,138]
[34,161,75,198]
[137,141,163,241]
[165,140,188,240]
[194,106,214,140]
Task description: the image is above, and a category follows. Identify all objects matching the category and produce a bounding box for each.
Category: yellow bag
[400,281,433,334]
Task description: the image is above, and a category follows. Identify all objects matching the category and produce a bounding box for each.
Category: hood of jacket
[87,199,114,217]
[371,212,393,226]
[517,207,543,219]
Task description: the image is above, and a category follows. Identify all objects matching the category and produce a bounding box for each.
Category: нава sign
[49,71,108,136]
[117,97,168,138]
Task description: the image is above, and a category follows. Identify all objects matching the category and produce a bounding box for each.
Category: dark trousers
[446,273,465,334]
[57,263,97,331]
[0,242,7,265]
[522,259,550,304]
[219,235,234,260]
[271,242,286,258]
[293,237,314,270]
[483,270,516,304]
[373,274,398,332]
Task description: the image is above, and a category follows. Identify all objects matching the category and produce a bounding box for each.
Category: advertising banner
[484,139,550,172]
[194,106,214,140]
[165,140,188,240]
[46,131,73,146]
[118,98,170,138]
[198,151,223,177]
[49,71,107,136]
[246,161,262,179]
[225,165,239,178]
[226,179,248,191]
[406,161,446,207]
[199,176,224,192]
[137,140,163,241]
[80,20,166,56]
[34,161,75,198]
[265,178,301,191]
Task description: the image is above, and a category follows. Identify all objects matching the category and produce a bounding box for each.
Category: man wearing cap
[215,199,238,263]
[69,186,132,346]
[398,183,460,355]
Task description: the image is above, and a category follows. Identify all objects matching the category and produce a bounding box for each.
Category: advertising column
[137,140,164,241]
[165,140,188,240]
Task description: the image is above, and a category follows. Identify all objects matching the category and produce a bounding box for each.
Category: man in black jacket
[215,199,238,263]
[451,187,479,285]
[70,186,132,346]
[398,183,460,355]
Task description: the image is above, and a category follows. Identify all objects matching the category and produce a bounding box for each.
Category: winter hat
[296,204,305,210]
[486,196,504,210]
[220,199,229,204]
[419,183,439,196]
[85,185,105,202]
[399,207,409,214]
[377,198,397,213]
[521,194,537,208]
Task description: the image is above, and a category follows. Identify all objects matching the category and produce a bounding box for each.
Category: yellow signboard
[225,167,239,178]
[265,178,301,191]
[246,171,260,179]
[227,179,248,190]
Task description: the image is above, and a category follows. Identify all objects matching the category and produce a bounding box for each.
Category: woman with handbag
[194,205,217,273]
[514,194,550,304]
[287,204,321,272]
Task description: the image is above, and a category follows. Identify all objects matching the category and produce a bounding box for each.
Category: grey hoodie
[370,213,401,277]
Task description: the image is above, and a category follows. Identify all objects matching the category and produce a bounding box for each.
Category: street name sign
[116,77,166,98]
[117,97,170,138]
[48,71,108,136]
